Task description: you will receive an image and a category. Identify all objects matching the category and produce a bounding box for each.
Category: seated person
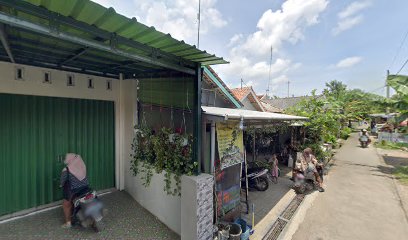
[359,129,371,143]
[294,148,325,192]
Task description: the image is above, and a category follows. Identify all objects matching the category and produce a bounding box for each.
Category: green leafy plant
[131,126,197,196]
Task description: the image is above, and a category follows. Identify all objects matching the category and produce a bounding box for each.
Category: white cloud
[336,56,363,68]
[338,1,371,19]
[332,1,371,36]
[216,0,328,94]
[227,34,244,47]
[135,0,227,42]
[93,0,227,43]
[332,15,363,35]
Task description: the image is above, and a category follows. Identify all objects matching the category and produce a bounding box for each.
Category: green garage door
[0,93,115,216]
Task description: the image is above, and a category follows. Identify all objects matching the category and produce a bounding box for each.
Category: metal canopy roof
[202,106,308,122]
[0,0,228,78]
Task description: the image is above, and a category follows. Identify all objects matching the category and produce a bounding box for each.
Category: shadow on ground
[240,165,293,226]
[0,191,179,240]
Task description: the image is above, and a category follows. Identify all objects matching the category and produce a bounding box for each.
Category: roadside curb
[374,147,408,223]
[277,191,319,240]
[251,189,296,239]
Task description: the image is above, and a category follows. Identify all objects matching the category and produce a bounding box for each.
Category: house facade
[0,1,228,239]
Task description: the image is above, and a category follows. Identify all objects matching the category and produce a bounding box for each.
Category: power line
[396,58,408,74]
[389,28,408,70]
[368,85,385,94]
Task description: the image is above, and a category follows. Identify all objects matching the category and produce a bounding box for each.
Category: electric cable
[389,28,408,70]
[396,58,408,75]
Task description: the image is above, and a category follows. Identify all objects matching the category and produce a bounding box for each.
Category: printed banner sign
[216,122,244,170]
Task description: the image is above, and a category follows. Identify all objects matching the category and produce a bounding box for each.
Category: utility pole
[386,70,390,114]
[267,46,273,97]
[386,70,390,98]
[197,0,201,48]
[287,80,290,97]
[241,78,243,89]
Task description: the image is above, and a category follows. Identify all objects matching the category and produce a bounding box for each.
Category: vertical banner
[216,122,244,170]
[215,122,244,219]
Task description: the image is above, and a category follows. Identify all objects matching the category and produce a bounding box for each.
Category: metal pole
[197,0,201,48]
[193,64,202,174]
[252,131,256,163]
[287,81,290,97]
[267,46,273,96]
[210,122,216,174]
[386,70,390,98]
[386,70,390,114]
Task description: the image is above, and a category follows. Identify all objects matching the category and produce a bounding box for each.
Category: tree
[324,80,347,99]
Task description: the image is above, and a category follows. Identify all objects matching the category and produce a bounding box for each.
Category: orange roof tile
[230,87,252,101]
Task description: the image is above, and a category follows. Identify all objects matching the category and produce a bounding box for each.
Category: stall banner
[216,122,244,170]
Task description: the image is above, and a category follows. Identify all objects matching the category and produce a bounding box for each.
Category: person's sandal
[61,222,72,228]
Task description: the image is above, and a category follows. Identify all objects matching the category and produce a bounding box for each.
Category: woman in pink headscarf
[60,153,89,228]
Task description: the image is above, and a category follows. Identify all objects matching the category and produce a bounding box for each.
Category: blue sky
[94,0,408,97]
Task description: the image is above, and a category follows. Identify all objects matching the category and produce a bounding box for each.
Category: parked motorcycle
[72,188,106,232]
[292,165,323,194]
[241,164,269,191]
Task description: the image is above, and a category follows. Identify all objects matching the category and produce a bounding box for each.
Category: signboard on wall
[216,122,244,170]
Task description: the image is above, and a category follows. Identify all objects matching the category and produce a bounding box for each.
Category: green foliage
[286,80,388,146]
[299,141,331,163]
[387,75,408,117]
[340,127,352,140]
[375,140,408,150]
[131,126,197,196]
[394,166,408,185]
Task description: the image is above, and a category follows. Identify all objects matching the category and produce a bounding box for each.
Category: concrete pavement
[0,191,179,240]
[292,133,408,240]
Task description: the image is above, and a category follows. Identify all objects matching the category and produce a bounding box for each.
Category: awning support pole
[193,64,202,174]
[210,121,216,174]
[253,131,256,163]
[0,24,15,63]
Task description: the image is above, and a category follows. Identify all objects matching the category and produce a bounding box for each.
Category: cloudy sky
[94,0,408,97]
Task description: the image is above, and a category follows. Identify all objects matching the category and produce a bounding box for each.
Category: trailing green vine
[130,126,197,196]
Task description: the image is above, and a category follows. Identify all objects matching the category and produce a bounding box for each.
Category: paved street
[0,191,179,240]
[292,133,408,240]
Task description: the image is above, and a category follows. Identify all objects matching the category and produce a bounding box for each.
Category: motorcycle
[72,188,106,232]
[241,164,269,191]
[359,135,370,148]
[292,164,323,194]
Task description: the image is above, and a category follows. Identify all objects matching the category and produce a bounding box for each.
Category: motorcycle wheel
[93,220,104,232]
[255,177,269,191]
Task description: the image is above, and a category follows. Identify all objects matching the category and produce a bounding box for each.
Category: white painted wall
[119,78,183,235]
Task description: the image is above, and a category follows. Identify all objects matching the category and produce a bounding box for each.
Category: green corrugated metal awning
[0,0,228,77]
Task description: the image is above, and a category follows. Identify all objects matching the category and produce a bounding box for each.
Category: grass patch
[375,140,408,150]
[394,166,408,185]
